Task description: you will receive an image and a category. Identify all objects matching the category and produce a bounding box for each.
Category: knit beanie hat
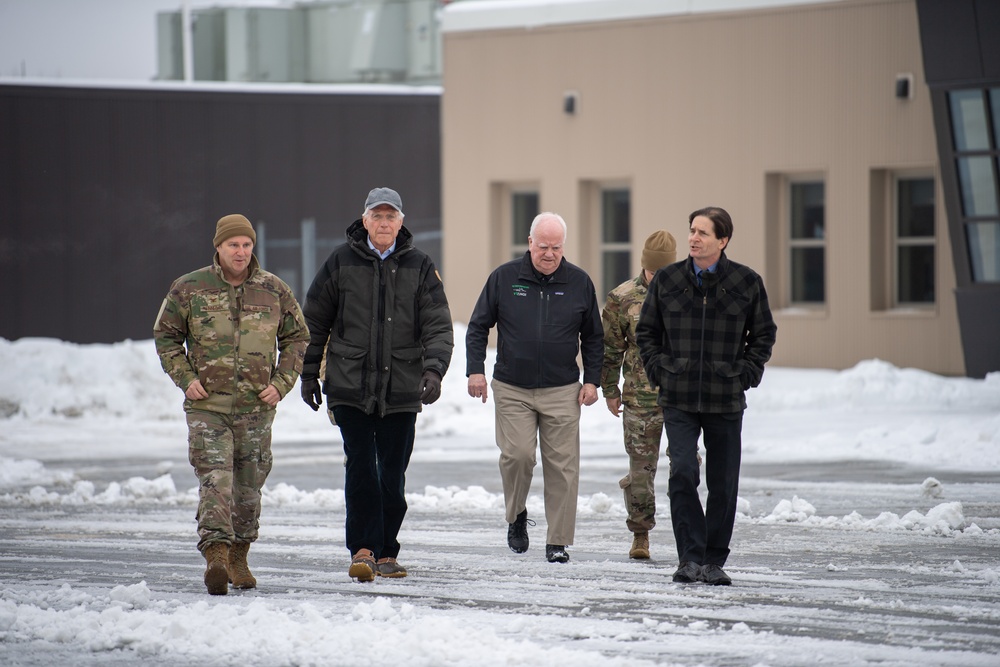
[641,230,677,271]
[213,214,256,247]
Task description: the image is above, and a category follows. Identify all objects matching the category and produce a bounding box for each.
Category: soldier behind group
[600,231,677,561]
[154,214,309,595]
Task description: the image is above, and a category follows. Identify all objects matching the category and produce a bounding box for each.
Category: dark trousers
[664,407,743,566]
[332,406,416,560]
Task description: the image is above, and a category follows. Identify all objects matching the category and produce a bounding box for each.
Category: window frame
[787,178,827,307]
[598,187,632,299]
[510,190,539,261]
[892,173,937,308]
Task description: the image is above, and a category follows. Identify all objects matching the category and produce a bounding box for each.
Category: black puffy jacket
[302,220,453,416]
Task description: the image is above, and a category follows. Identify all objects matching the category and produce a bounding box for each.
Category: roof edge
[442,0,846,33]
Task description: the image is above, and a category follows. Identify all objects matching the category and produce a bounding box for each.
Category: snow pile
[761,495,983,536]
[747,358,1000,410]
[0,583,644,667]
[0,338,178,421]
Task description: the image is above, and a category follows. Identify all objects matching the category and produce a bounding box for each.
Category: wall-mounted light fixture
[895,73,913,100]
[563,91,578,115]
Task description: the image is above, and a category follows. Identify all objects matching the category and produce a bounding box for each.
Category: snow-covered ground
[2,325,999,666]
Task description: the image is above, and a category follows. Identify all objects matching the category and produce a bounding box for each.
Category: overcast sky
[0,0,284,81]
[0,1,816,81]
[1,1,167,80]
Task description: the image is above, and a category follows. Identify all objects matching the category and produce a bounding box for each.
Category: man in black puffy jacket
[636,206,776,586]
[300,187,453,582]
[466,212,603,564]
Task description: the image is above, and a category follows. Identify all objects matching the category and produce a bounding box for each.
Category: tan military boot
[203,542,230,595]
[629,532,650,560]
[228,541,256,589]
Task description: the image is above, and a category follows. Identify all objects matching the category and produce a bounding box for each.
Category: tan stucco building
[440,0,997,377]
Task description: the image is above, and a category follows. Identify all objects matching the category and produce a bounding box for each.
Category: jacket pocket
[325,341,368,400]
[664,288,692,314]
[388,346,424,405]
[718,289,750,317]
[712,360,746,378]
[662,357,690,375]
[190,304,229,340]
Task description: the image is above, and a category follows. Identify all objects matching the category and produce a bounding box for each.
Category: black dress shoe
[545,544,569,563]
[672,561,702,583]
[700,563,732,586]
[507,510,534,553]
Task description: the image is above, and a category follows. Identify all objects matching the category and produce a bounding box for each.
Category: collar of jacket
[212,253,260,283]
[687,251,730,283]
[517,251,567,284]
[345,218,414,258]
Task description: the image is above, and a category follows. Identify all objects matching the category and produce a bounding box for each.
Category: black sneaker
[672,561,701,583]
[507,510,534,553]
[545,544,569,563]
[699,563,732,586]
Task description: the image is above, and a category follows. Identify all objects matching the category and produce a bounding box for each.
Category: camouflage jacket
[600,272,660,409]
[153,254,309,415]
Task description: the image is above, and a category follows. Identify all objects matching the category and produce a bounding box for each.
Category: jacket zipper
[231,284,242,415]
[537,283,549,382]
[697,291,707,413]
[376,258,387,416]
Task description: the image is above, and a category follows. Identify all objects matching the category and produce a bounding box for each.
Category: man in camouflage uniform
[601,230,677,560]
[154,214,309,595]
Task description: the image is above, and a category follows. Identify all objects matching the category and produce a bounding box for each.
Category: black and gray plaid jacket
[636,253,776,413]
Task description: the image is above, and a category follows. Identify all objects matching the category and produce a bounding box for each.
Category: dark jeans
[664,407,743,567]
[332,406,416,560]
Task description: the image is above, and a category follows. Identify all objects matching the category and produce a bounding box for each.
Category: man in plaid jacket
[636,206,776,586]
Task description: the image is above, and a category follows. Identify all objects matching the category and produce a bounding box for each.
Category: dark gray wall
[0,83,441,343]
[917,0,1000,378]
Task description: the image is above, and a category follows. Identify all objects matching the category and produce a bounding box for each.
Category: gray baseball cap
[364,187,403,213]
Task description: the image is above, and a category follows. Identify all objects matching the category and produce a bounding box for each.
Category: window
[968,222,1000,282]
[895,177,935,305]
[948,88,1000,282]
[600,188,631,297]
[789,181,825,304]
[511,191,538,260]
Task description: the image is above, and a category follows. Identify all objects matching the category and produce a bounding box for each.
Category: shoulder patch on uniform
[153,298,168,330]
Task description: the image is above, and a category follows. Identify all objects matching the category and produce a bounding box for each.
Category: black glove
[418,370,442,405]
[300,378,322,411]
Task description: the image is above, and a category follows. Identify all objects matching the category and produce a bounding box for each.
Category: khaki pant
[492,379,581,546]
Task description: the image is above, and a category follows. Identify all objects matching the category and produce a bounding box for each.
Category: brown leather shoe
[376,557,408,578]
[348,548,376,582]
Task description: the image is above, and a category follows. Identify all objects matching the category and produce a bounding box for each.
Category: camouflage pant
[186,409,275,553]
[618,404,666,533]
